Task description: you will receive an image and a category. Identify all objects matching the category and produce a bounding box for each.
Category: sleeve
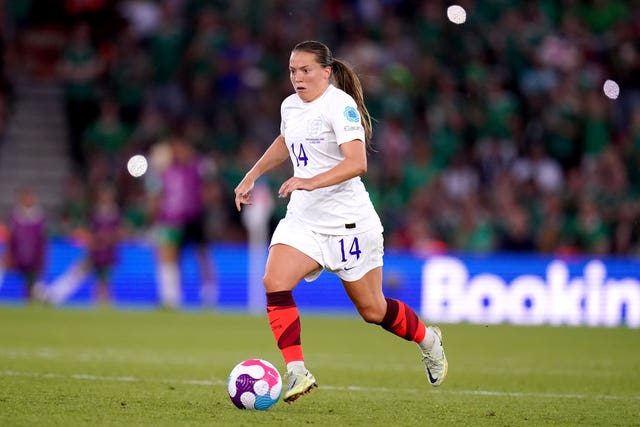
[328,92,366,145]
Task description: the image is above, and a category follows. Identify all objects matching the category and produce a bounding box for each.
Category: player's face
[289,51,331,102]
[19,190,36,208]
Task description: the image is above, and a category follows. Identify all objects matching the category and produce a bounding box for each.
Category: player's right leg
[263,243,320,403]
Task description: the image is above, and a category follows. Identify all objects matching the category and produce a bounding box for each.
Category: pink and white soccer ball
[227,359,282,410]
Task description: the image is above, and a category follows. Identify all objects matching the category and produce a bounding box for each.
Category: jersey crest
[307,117,323,136]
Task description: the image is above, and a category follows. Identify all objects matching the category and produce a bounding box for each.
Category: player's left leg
[341,267,448,386]
[156,227,182,309]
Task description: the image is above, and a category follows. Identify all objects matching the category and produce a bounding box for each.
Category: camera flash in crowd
[603,79,620,100]
[127,154,148,178]
[447,5,467,24]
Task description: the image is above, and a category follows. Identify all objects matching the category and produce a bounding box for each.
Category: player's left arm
[278,139,366,197]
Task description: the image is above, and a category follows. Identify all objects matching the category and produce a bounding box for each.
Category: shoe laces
[422,352,438,366]
[422,346,443,367]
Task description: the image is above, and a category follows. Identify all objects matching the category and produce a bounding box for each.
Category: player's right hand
[234,180,254,212]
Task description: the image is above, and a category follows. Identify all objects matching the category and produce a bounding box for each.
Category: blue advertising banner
[1,241,638,327]
[419,254,640,328]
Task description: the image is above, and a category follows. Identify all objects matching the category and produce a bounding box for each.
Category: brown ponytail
[292,40,373,144]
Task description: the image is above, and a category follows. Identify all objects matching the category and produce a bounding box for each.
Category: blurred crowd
[1,0,640,256]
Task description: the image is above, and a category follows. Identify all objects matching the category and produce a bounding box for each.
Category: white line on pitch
[2,348,635,380]
[2,370,638,401]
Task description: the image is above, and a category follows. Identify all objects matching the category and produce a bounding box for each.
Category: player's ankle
[286,360,307,374]
[418,326,437,354]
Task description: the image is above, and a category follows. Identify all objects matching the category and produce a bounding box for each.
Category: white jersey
[280,84,382,235]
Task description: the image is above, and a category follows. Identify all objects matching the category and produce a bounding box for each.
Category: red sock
[378,298,426,343]
[266,290,304,364]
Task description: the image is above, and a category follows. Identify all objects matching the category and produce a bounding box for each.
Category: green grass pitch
[1,305,638,426]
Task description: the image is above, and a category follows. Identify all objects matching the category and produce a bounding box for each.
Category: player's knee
[262,273,292,293]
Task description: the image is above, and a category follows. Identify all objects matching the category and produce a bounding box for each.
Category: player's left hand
[278,177,314,198]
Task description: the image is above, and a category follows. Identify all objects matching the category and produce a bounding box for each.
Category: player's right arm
[234,135,289,211]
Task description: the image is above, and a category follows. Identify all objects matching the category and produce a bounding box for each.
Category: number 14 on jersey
[290,143,308,167]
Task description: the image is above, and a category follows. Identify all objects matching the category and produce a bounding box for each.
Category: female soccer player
[46,183,122,306]
[0,187,47,302]
[150,137,217,309]
[234,40,448,403]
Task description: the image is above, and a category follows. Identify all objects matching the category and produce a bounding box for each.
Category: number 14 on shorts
[339,237,361,262]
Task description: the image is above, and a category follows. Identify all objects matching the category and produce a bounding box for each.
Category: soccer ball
[227,359,282,410]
